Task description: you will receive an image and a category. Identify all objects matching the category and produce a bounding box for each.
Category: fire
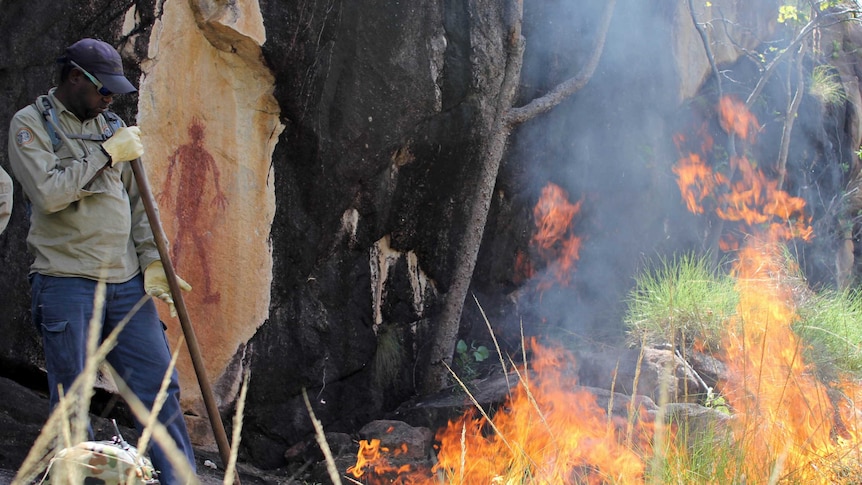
[349,340,655,484]
[719,240,853,481]
[347,439,383,478]
[349,95,861,484]
[674,95,862,481]
[673,96,812,251]
[672,150,726,215]
[705,237,862,481]
[516,182,583,288]
[718,96,760,142]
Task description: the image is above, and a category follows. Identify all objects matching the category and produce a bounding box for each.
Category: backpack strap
[39,97,63,152]
[37,96,124,152]
[101,110,124,138]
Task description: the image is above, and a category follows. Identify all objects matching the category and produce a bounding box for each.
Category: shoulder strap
[37,97,124,153]
[102,110,124,138]
[38,97,63,152]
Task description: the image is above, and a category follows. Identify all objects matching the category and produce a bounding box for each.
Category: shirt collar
[46,88,75,119]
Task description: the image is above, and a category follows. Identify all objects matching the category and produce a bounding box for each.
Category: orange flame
[350,340,655,484]
[672,150,726,215]
[719,96,761,142]
[347,438,382,478]
[673,96,812,250]
[718,241,847,480]
[526,182,583,288]
[674,96,862,481]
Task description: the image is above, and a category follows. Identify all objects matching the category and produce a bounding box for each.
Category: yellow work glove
[144,261,192,317]
[101,126,144,165]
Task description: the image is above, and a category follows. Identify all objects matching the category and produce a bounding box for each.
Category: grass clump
[809,65,847,107]
[795,287,862,377]
[625,248,862,377]
[647,418,738,484]
[624,252,738,351]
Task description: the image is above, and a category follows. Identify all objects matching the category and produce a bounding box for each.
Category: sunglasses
[69,60,113,96]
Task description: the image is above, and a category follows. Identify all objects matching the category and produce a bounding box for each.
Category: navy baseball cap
[59,38,137,94]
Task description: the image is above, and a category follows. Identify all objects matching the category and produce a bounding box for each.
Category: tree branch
[746,9,855,107]
[688,0,723,98]
[504,0,617,127]
[420,0,527,395]
[777,43,806,191]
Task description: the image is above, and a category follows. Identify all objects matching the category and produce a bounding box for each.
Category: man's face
[66,68,114,120]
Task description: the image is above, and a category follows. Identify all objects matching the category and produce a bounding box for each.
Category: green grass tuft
[809,65,847,107]
[795,287,862,378]
[624,252,738,351]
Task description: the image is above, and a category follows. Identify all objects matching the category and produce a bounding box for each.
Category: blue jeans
[30,273,197,483]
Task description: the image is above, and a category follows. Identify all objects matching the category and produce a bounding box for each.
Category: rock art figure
[159,117,228,303]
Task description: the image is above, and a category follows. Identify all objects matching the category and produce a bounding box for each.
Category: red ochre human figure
[158,117,227,303]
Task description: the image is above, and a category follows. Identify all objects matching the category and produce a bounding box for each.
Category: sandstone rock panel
[137,0,282,444]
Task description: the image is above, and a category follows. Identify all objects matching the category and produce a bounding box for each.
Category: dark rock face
[2,0,862,475]
[247,0,513,467]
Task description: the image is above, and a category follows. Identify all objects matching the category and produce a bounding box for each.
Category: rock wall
[247,0,472,465]
[671,0,778,100]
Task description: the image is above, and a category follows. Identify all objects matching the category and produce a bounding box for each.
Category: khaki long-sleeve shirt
[8,89,160,282]
[0,165,11,234]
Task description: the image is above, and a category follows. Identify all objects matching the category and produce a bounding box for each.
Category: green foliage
[454,339,490,382]
[624,252,738,350]
[456,339,489,363]
[703,387,730,415]
[777,1,840,25]
[795,288,862,377]
[778,4,803,24]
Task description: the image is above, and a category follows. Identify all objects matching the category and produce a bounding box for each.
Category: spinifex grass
[795,288,862,378]
[624,252,738,352]
[809,65,847,108]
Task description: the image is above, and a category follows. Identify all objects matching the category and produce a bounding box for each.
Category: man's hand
[144,261,192,317]
[102,126,144,165]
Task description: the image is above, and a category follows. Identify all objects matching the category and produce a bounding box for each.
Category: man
[8,38,196,483]
[0,165,10,233]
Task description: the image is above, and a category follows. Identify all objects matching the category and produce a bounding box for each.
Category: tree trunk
[420,0,617,394]
[419,0,525,395]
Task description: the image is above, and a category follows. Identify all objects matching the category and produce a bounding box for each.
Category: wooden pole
[130,158,241,484]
